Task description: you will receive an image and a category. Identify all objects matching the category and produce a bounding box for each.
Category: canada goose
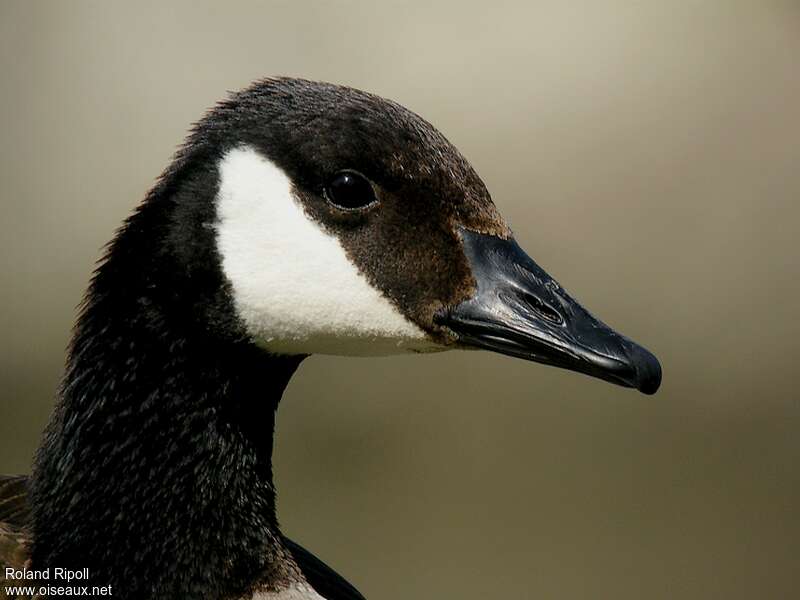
[0,77,661,600]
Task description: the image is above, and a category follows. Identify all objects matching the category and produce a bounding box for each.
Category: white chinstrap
[215,145,442,356]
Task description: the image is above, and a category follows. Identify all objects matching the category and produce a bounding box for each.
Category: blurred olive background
[1,1,798,598]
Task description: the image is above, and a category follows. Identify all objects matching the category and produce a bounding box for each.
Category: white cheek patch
[214,145,442,356]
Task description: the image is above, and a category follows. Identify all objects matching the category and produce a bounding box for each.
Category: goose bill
[436,229,662,395]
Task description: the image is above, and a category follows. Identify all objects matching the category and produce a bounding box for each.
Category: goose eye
[324,171,377,210]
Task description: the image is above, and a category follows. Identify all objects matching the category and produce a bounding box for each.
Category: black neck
[31,168,304,599]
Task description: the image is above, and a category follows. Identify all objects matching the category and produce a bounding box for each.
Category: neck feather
[31,176,305,599]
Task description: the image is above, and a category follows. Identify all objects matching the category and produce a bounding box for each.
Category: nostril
[520,292,563,325]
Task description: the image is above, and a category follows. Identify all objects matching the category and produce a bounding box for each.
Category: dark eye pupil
[326,171,376,209]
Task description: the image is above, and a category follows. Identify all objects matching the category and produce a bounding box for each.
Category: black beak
[435,229,661,395]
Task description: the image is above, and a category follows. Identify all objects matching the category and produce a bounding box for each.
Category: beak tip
[630,344,662,395]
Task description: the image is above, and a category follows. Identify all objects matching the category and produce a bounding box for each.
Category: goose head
[21,77,662,600]
[205,78,660,394]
